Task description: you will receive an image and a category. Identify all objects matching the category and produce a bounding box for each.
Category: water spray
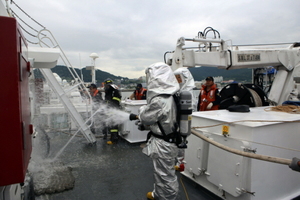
[30,103,132,195]
[52,103,131,161]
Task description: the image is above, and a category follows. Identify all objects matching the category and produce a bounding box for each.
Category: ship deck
[33,129,222,200]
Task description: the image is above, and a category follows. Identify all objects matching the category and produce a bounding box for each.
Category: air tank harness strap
[146,121,177,143]
[147,131,177,144]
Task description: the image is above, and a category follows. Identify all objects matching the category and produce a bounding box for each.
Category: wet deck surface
[33,130,222,200]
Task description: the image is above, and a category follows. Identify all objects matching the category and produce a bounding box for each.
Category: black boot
[111,131,119,144]
[102,127,107,139]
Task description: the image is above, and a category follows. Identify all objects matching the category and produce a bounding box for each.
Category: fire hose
[191,129,300,172]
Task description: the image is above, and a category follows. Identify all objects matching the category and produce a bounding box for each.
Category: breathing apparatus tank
[177,90,193,148]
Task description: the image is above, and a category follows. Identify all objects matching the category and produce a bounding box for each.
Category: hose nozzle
[129,113,139,121]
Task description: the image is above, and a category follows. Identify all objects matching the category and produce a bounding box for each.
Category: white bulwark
[183,107,300,200]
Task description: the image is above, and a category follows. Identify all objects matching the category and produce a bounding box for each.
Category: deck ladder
[34,28,97,144]
[39,68,96,144]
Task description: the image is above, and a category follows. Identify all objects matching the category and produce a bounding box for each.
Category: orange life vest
[92,89,99,97]
[135,88,147,100]
[199,84,219,111]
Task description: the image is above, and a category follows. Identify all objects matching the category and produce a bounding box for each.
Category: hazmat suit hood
[174,67,195,93]
[145,62,180,102]
[174,67,197,111]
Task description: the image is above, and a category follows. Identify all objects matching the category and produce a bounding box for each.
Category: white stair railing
[36,28,96,144]
[40,68,96,144]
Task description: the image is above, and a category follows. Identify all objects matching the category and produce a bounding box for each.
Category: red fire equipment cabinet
[0,16,32,186]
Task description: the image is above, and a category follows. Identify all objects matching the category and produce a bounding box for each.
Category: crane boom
[170,35,300,105]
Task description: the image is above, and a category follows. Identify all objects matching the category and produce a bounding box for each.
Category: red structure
[0,16,32,186]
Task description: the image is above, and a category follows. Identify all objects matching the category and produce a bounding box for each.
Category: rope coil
[264,105,300,114]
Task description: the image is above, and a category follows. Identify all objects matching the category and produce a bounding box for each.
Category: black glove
[129,113,138,121]
[289,157,300,172]
[134,120,145,131]
[138,124,145,131]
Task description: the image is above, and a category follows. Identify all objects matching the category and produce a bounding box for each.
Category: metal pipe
[185,38,223,44]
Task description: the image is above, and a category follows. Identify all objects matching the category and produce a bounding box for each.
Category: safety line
[192,119,300,129]
[180,175,190,200]
[192,119,300,152]
[11,0,45,28]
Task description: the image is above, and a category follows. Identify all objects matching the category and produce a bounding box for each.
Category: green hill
[34,65,253,84]
[188,67,252,82]
[34,65,130,84]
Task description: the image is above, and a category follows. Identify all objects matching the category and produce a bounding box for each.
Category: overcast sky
[11,0,300,79]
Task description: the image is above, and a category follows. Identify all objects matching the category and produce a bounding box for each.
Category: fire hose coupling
[289,157,300,172]
[129,113,139,121]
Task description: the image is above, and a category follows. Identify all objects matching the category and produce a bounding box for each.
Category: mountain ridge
[188,67,252,82]
[34,65,252,83]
